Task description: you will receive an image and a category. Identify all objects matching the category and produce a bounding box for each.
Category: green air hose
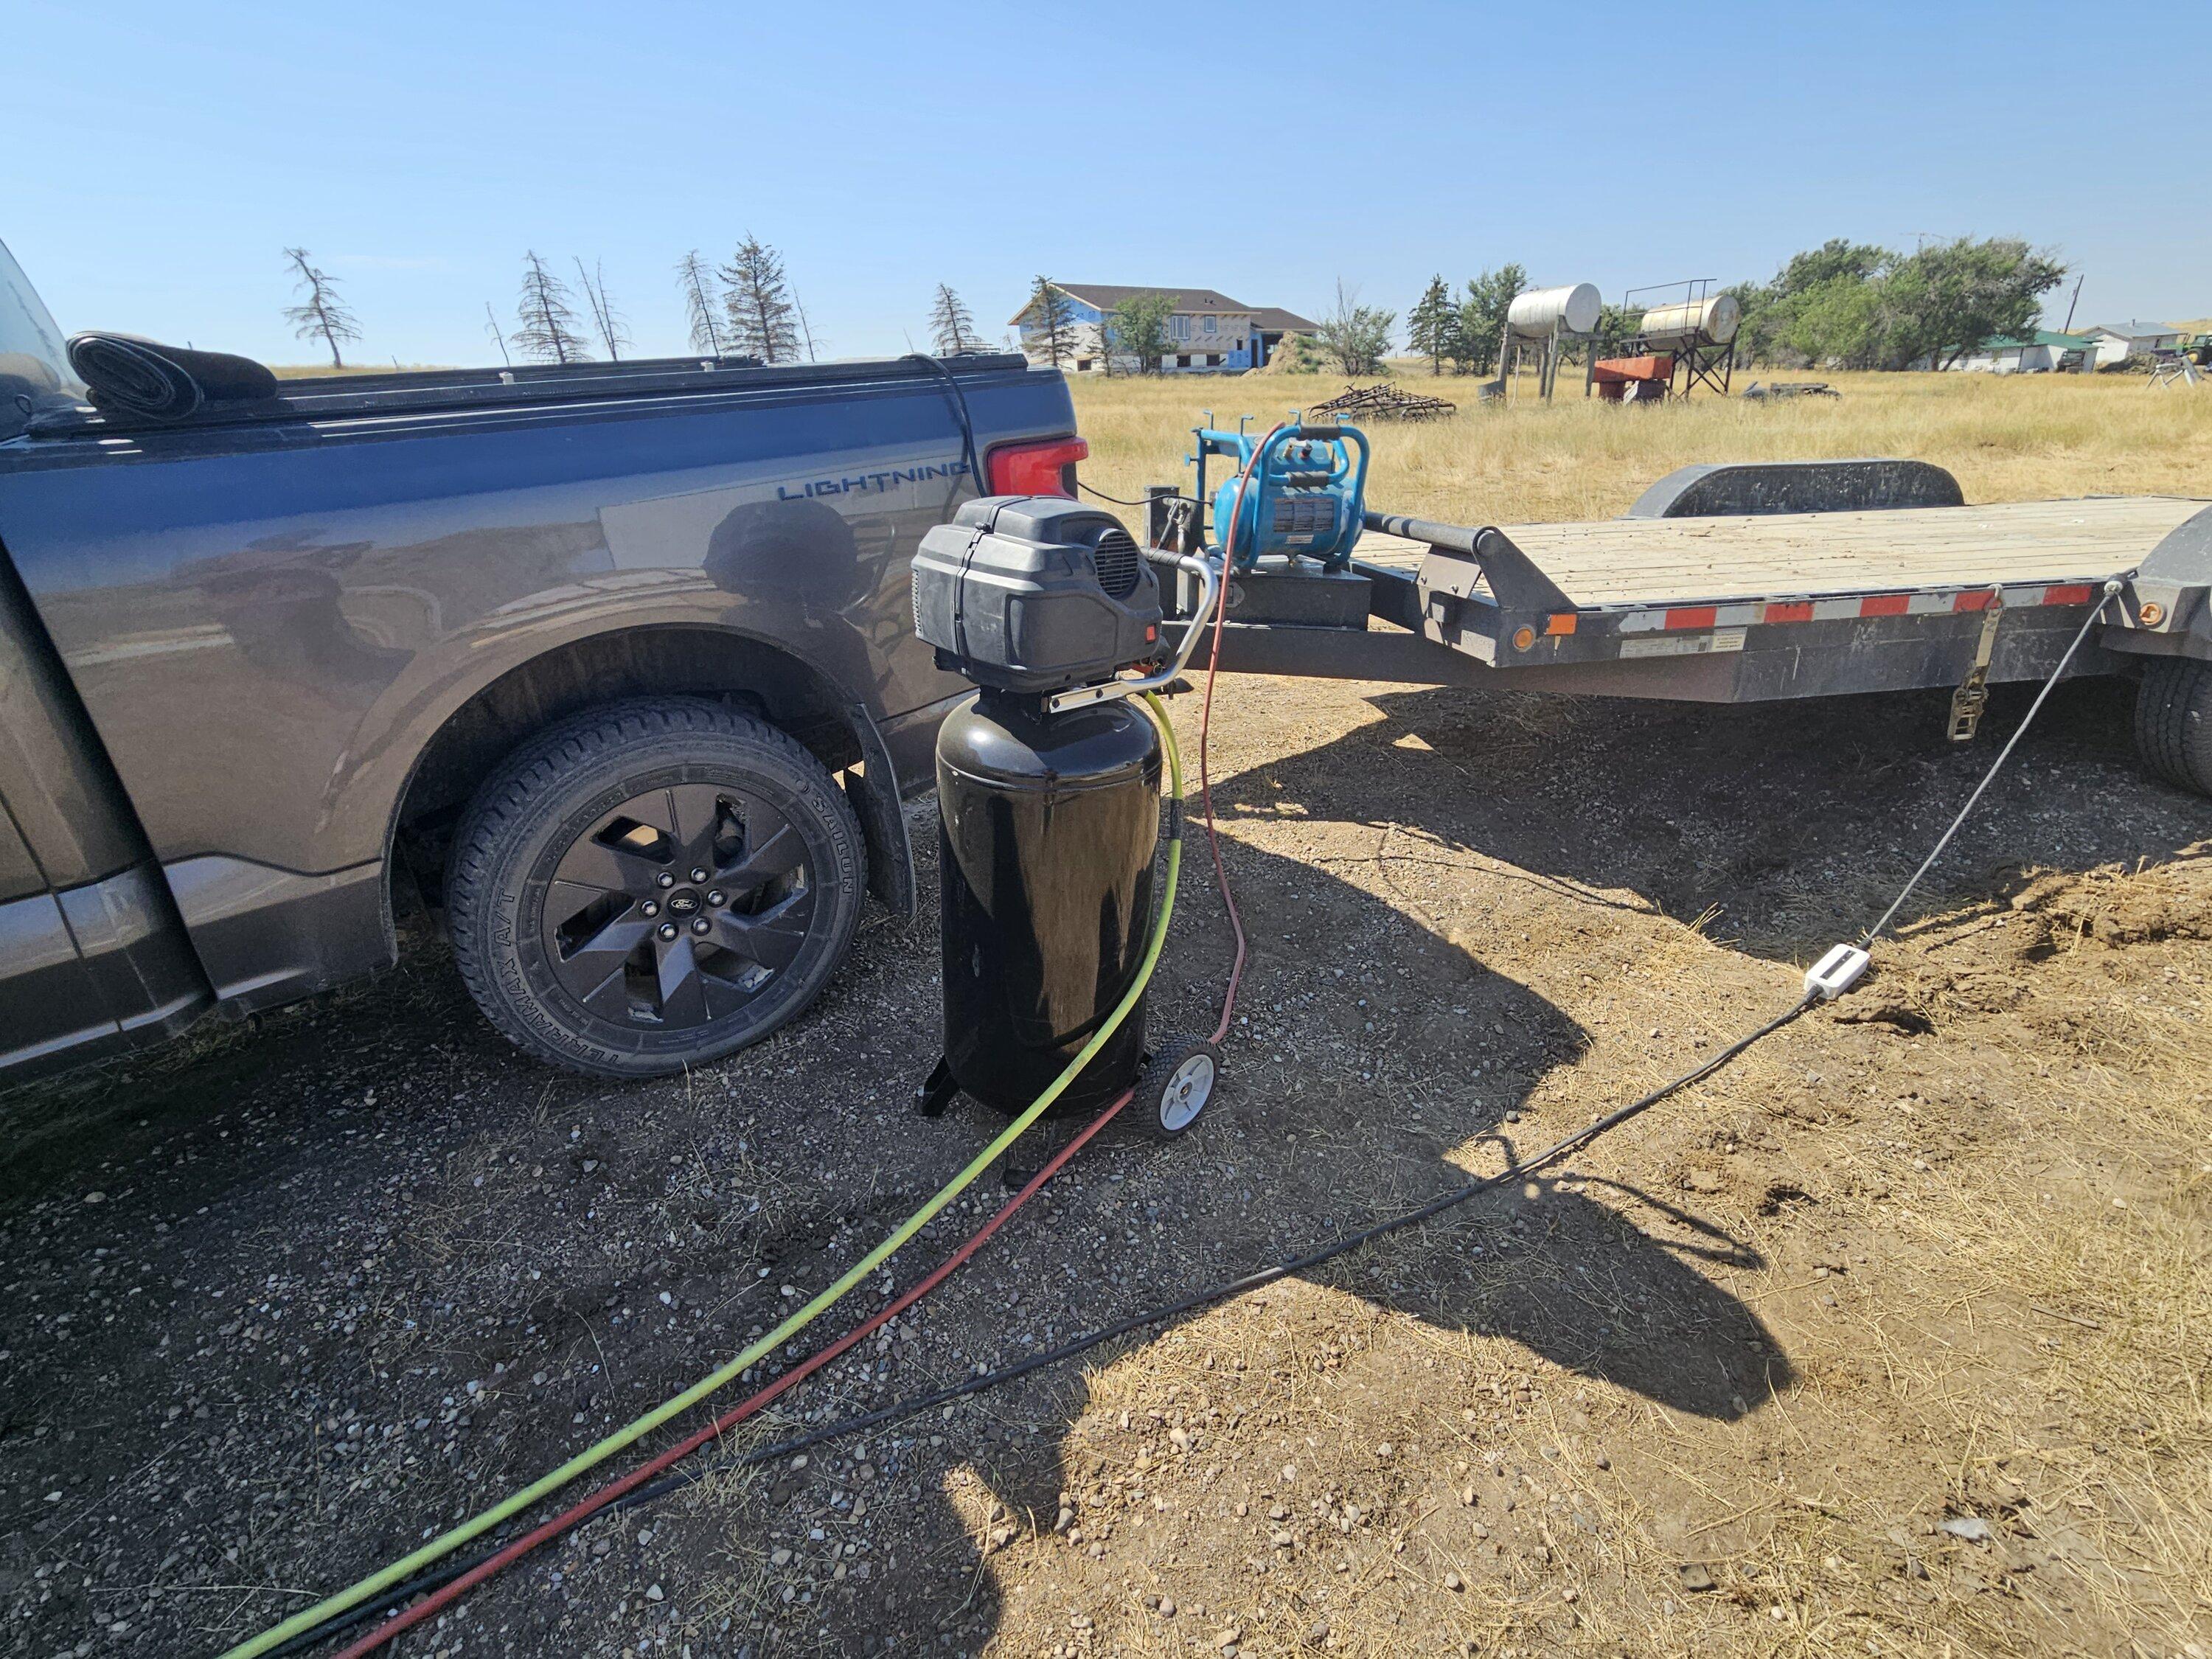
[221,692,1186,1659]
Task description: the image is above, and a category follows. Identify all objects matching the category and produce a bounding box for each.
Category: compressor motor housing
[911,495,1164,693]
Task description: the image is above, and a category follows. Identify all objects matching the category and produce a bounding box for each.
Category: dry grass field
[1068,365,2212,522]
[4,364,2207,1659]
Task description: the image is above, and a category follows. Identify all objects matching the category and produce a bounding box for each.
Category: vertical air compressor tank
[935,690,1162,1116]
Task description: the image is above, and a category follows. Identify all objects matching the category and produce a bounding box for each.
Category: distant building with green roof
[1950,330,2098,375]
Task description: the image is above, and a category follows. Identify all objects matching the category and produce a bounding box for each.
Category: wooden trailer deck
[1354,495,2208,610]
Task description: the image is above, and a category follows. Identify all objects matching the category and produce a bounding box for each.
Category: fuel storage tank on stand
[1500,283,1602,400]
[1638,294,1742,349]
[1506,282,1604,339]
[1636,294,1742,398]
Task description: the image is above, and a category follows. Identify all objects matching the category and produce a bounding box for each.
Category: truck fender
[844,698,916,918]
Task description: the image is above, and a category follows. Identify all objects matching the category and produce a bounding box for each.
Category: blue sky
[8,1,2206,366]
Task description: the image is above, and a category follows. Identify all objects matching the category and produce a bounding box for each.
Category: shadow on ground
[0,731,1797,1656]
[1222,675,2210,964]
[32,666,2190,1652]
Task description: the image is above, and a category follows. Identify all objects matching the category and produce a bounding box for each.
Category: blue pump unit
[1197,421,1370,573]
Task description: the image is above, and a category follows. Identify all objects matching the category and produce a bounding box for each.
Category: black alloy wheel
[542,780,815,1030]
[449,698,866,1077]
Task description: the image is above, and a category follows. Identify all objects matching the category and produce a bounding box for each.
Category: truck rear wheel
[2134,658,2212,797]
[448,698,866,1077]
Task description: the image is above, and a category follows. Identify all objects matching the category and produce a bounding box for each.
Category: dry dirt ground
[4,668,2210,1659]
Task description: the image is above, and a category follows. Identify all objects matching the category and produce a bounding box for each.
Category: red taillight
[986,437,1088,498]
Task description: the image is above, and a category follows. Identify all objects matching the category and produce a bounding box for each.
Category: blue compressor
[1197,420,1371,573]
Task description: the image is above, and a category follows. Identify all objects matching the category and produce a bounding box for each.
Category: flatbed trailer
[1157,459,2212,791]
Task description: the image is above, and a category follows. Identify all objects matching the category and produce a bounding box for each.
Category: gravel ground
[3,670,2208,1659]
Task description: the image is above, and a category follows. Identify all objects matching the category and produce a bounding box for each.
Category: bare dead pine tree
[574,257,630,361]
[675,250,728,357]
[795,296,820,363]
[483,301,511,366]
[512,251,592,364]
[1024,276,1074,368]
[281,248,362,369]
[928,283,981,356]
[720,234,800,365]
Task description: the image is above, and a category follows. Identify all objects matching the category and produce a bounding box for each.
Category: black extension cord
[268,993,1810,1655]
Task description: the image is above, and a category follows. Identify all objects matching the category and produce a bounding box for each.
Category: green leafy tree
[1875,237,2065,369]
[1109,291,1176,375]
[1407,275,1458,375]
[1023,276,1075,368]
[1596,302,1644,340]
[1781,278,1887,369]
[1719,280,1770,366]
[512,250,591,364]
[1706,242,1893,366]
[281,248,362,369]
[1453,263,1526,375]
[720,234,801,364]
[1317,280,1394,376]
[1778,239,1889,295]
[1733,235,2063,370]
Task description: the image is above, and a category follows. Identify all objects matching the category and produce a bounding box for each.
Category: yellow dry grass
[269,362,446,378]
[1068,367,2212,526]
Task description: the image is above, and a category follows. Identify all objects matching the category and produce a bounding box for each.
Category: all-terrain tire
[2133,658,2212,797]
[448,697,866,1077]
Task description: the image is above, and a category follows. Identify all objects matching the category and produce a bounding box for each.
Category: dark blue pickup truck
[0,240,1085,1079]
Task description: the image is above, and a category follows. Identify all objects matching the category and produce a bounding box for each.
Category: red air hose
[328,1091,1131,1657]
[1197,425,1279,1044]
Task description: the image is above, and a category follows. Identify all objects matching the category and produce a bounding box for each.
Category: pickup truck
[0,240,1087,1081]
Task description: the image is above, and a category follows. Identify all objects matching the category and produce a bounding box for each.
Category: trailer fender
[2107,504,2212,664]
[1627,459,1965,519]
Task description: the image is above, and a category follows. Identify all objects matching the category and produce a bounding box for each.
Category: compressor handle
[1047,553,1221,713]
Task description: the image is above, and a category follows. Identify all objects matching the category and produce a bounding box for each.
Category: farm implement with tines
[1307,382,1459,422]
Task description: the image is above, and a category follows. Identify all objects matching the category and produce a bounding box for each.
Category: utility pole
[2062,273,2084,333]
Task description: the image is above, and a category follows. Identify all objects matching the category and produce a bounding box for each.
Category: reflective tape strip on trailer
[1606,582,2101,635]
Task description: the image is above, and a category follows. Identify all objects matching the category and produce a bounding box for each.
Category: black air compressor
[911,495,1223,1138]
